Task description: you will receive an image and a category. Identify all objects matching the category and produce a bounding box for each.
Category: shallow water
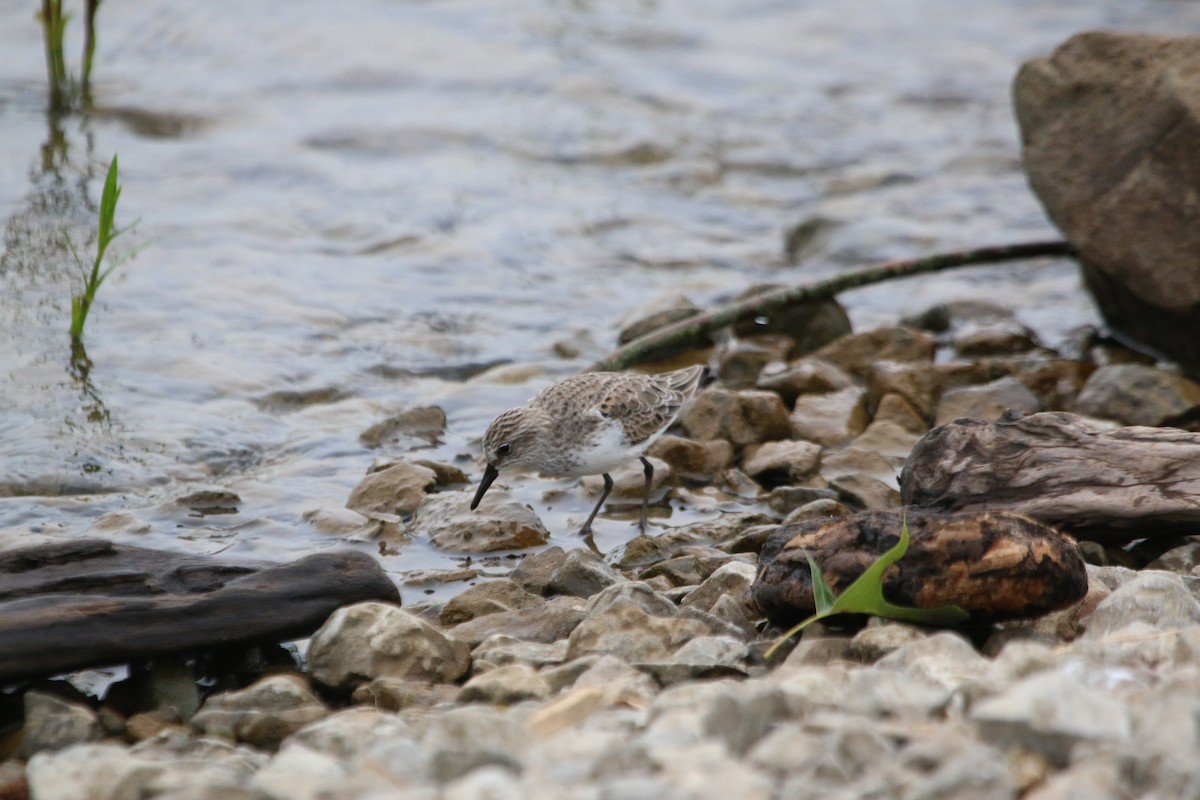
[2,0,1198,602]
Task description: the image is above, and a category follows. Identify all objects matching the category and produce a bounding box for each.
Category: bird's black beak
[470,463,499,510]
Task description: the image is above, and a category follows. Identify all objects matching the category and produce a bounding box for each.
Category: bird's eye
[497,443,511,457]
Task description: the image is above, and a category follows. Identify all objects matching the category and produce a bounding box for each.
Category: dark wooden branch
[589,240,1077,373]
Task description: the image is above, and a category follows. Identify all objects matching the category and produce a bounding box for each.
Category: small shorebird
[470,365,705,536]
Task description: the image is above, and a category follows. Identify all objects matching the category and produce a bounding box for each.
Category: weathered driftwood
[900,411,1200,543]
[751,509,1087,626]
[0,539,400,682]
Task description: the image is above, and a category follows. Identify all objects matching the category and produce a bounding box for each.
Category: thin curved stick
[588,240,1077,373]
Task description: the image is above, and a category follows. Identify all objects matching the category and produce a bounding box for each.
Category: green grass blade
[806,551,837,614]
[764,518,970,659]
[97,156,121,254]
[826,523,969,623]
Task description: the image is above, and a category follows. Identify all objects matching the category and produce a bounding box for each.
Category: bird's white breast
[553,416,640,477]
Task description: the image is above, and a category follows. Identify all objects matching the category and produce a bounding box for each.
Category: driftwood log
[0,539,400,683]
[900,411,1200,543]
[751,509,1087,626]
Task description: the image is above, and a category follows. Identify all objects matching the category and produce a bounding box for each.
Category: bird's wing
[597,366,704,445]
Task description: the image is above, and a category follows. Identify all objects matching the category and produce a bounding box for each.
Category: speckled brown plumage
[471,365,705,537]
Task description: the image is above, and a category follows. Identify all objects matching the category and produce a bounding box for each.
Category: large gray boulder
[1014,31,1200,373]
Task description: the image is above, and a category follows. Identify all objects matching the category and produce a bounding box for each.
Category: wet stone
[302,506,372,536]
[790,385,869,446]
[767,485,839,515]
[617,295,703,346]
[679,387,793,446]
[358,405,447,449]
[871,392,930,434]
[952,320,1040,357]
[756,357,855,407]
[412,458,471,488]
[645,435,734,482]
[850,419,924,461]
[345,460,436,516]
[508,546,567,595]
[1071,364,1200,428]
[447,595,587,648]
[439,579,545,626]
[934,375,1041,426]
[545,548,626,598]
[715,334,795,388]
[730,289,851,356]
[867,360,1015,420]
[638,554,709,587]
[412,490,550,553]
[781,498,852,526]
[741,440,822,488]
[812,326,937,378]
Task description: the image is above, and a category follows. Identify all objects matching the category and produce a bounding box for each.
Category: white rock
[970,669,1131,766]
[19,691,103,758]
[1082,570,1200,637]
[191,674,328,750]
[457,664,552,705]
[421,706,528,784]
[680,561,757,614]
[308,601,471,689]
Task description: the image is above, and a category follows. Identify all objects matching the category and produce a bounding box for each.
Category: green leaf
[806,551,837,614]
[763,519,970,660]
[69,154,140,341]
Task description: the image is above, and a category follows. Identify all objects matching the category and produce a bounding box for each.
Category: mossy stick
[588,240,1077,373]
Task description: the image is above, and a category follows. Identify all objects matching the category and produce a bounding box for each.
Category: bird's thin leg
[579,473,613,537]
[639,456,653,534]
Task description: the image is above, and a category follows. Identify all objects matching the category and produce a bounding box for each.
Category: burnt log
[900,411,1200,543]
[0,539,400,682]
[752,509,1086,626]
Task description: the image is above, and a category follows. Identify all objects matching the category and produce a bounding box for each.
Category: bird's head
[470,407,541,510]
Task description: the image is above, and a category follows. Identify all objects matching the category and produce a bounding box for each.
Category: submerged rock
[412,490,550,553]
[358,405,447,449]
[345,460,437,515]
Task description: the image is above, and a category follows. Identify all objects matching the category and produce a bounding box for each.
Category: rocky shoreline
[10,26,1200,797]
[8,293,1200,799]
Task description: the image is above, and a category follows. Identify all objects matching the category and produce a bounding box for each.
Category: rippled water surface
[3,0,1199,600]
